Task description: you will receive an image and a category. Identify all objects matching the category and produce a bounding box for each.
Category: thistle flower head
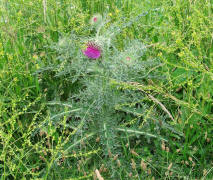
[83,42,101,59]
[126,56,131,61]
[120,53,136,66]
[90,14,102,26]
[93,17,97,22]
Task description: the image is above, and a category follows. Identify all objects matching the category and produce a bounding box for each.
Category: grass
[0,0,212,179]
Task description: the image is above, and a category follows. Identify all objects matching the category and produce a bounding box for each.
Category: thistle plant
[38,13,175,179]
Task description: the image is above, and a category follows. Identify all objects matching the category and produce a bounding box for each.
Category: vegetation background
[0,0,212,179]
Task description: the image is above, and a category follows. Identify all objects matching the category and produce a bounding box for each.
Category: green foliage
[0,0,212,179]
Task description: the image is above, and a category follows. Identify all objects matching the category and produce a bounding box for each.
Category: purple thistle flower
[126,56,131,61]
[83,42,101,59]
[93,17,97,22]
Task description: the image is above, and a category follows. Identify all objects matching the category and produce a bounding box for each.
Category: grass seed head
[117,159,121,168]
[141,160,147,171]
[168,163,172,170]
[113,154,118,161]
[161,141,166,151]
[148,168,151,175]
[96,137,100,143]
[130,149,139,156]
[131,159,136,170]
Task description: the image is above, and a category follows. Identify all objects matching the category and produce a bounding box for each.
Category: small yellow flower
[8,54,13,60]
[158,52,163,57]
[171,31,176,36]
[178,51,184,57]
[17,11,22,16]
[0,51,4,56]
[33,54,38,60]
[175,38,182,45]
[108,13,112,17]
[36,64,39,69]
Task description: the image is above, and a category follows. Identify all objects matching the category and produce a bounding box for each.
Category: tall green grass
[0,0,212,179]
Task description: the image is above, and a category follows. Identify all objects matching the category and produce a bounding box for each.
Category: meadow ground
[0,0,212,179]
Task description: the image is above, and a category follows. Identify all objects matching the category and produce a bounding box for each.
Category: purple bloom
[126,56,131,61]
[83,42,101,59]
[93,17,97,22]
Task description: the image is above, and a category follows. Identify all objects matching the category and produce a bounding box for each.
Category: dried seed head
[39,155,45,162]
[77,164,81,172]
[176,87,182,92]
[169,171,173,176]
[80,140,85,146]
[181,160,184,164]
[46,141,51,148]
[130,149,139,156]
[193,146,198,152]
[148,168,151,175]
[176,149,181,153]
[166,147,170,152]
[192,162,196,167]
[117,160,121,167]
[161,141,165,151]
[178,118,182,124]
[203,169,207,176]
[99,164,104,173]
[128,172,132,177]
[95,169,104,180]
[159,119,163,126]
[96,137,100,143]
[108,149,112,158]
[141,160,147,171]
[205,131,207,139]
[93,172,97,180]
[188,157,193,162]
[40,51,45,57]
[72,150,76,155]
[113,154,118,161]
[78,160,82,165]
[125,143,129,148]
[43,150,47,156]
[131,159,136,170]
[39,130,45,136]
[103,168,107,173]
[168,163,172,170]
